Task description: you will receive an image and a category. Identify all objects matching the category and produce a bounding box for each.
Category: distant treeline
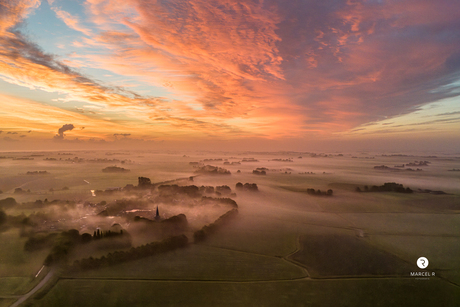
[153,185,238,203]
[158,184,201,197]
[67,235,188,272]
[25,228,130,266]
[355,182,413,193]
[306,189,333,196]
[92,228,125,240]
[193,208,238,242]
[253,168,267,175]
[235,182,258,191]
[195,165,231,175]
[102,166,130,173]
[201,197,238,208]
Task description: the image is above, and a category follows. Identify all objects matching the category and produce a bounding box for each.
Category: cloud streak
[50,5,92,36]
[0,0,168,110]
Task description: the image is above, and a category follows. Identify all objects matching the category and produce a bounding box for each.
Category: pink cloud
[51,6,92,36]
[2,0,460,141]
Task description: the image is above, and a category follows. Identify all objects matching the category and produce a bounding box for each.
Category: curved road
[10,269,54,307]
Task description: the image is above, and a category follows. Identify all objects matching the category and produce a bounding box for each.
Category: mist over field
[2,0,460,305]
[0,150,459,306]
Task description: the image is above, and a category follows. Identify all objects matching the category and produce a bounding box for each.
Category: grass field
[289,233,416,278]
[66,244,306,281]
[1,151,459,306]
[0,229,49,278]
[32,278,460,307]
[0,298,17,307]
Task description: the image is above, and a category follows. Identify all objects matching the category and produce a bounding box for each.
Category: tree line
[67,235,188,272]
[193,208,238,242]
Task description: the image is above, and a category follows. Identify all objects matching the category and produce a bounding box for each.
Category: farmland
[0,150,459,306]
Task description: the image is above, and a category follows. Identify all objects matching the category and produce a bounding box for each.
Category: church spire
[155,206,160,220]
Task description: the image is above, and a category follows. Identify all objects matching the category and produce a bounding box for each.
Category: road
[10,268,54,307]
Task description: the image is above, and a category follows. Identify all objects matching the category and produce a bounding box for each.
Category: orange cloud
[1,0,460,144]
[51,6,92,36]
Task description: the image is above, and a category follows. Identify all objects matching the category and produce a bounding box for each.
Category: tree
[81,233,92,243]
[0,197,16,208]
[327,189,333,196]
[0,210,6,225]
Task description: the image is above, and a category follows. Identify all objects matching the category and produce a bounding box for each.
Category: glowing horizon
[1,0,459,152]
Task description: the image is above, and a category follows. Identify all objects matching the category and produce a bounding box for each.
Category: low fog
[0,150,459,305]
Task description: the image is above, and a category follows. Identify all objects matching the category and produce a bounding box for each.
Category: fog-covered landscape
[0,150,458,306]
[2,0,460,305]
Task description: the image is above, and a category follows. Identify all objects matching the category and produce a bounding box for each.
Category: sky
[0,0,459,152]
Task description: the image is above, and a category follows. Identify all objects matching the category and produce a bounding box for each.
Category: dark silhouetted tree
[0,209,6,225]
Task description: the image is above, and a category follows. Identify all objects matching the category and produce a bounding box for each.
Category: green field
[33,278,460,307]
[67,244,306,281]
[289,234,415,278]
[1,151,459,306]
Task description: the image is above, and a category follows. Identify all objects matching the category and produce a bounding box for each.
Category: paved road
[10,269,54,307]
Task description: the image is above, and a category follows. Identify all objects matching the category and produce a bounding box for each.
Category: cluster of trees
[161,214,187,226]
[24,232,58,252]
[306,189,333,196]
[134,213,187,226]
[42,227,133,266]
[68,235,188,272]
[158,185,201,197]
[215,185,232,195]
[156,184,236,199]
[43,229,82,266]
[223,161,241,165]
[195,165,231,175]
[92,228,124,239]
[253,169,266,175]
[198,185,234,196]
[102,166,130,173]
[406,161,430,166]
[193,209,238,242]
[199,186,215,194]
[355,182,413,193]
[0,209,6,226]
[201,196,238,208]
[138,176,152,187]
[235,182,258,192]
[14,188,31,194]
[242,158,258,162]
[0,197,17,209]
